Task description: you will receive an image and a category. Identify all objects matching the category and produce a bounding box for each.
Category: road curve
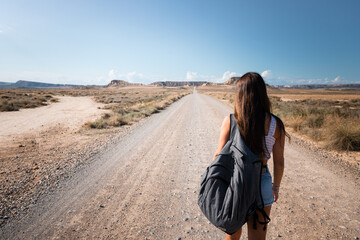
[1,93,359,239]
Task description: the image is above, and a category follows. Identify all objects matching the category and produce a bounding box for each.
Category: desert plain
[0,85,359,239]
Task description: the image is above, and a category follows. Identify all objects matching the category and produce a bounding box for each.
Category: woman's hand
[273,191,279,202]
[272,186,280,202]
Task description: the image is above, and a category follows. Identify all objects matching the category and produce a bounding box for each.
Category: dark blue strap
[229,114,238,141]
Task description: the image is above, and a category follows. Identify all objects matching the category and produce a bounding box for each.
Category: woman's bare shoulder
[271,113,285,139]
[223,114,230,123]
[221,115,231,130]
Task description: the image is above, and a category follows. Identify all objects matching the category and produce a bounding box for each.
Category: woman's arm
[272,125,285,202]
[213,115,230,160]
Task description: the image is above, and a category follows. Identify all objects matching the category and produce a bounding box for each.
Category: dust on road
[1,93,359,239]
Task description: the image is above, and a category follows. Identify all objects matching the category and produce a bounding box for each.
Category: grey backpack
[198,114,270,234]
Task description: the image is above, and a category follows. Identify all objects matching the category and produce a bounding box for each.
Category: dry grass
[326,120,360,151]
[0,91,58,111]
[82,86,190,128]
[197,85,236,105]
[85,92,187,129]
[198,85,360,152]
[271,97,360,151]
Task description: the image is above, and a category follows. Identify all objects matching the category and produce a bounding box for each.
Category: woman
[213,72,288,240]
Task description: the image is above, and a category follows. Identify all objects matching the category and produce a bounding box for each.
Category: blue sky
[0,0,359,85]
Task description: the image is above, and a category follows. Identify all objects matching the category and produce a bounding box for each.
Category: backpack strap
[229,114,238,141]
[253,161,271,231]
[252,208,271,231]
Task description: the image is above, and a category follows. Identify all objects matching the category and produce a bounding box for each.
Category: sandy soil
[1,93,359,239]
[0,96,111,226]
[0,96,108,142]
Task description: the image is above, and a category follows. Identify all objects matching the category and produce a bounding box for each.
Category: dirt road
[1,93,359,239]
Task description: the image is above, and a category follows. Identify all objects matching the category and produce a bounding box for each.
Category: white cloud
[0,30,3,33]
[266,75,348,86]
[186,72,199,80]
[332,76,341,83]
[108,69,116,79]
[261,70,273,79]
[186,70,239,83]
[221,71,237,82]
[94,76,106,85]
[185,71,216,81]
[287,76,343,85]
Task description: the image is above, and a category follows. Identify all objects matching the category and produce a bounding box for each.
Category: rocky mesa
[106,80,143,87]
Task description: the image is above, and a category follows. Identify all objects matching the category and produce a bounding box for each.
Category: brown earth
[0,96,109,141]
[0,96,115,225]
[1,92,359,239]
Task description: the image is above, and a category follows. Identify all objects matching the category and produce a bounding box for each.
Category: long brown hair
[234,72,287,158]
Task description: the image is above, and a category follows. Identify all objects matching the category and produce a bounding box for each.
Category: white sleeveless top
[264,115,277,159]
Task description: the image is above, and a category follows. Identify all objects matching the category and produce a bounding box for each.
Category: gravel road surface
[1,92,359,239]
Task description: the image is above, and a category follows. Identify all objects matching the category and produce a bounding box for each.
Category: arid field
[198,85,360,165]
[0,86,191,228]
[0,85,359,239]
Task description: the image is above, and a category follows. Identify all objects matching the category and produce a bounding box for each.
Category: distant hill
[224,77,241,85]
[274,84,360,90]
[0,80,80,89]
[201,82,217,86]
[0,81,12,87]
[223,77,277,90]
[106,80,142,87]
[151,81,209,87]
